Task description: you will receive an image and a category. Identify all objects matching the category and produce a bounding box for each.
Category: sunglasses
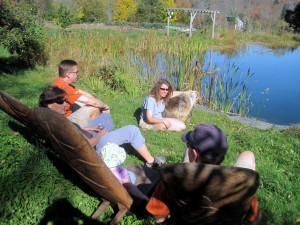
[55,99,66,105]
[160,88,169,91]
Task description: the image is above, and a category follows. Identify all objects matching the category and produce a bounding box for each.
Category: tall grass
[0,30,300,225]
[202,63,254,116]
[43,28,300,117]
[46,29,253,115]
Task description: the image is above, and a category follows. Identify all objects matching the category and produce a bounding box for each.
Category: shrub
[0,1,47,67]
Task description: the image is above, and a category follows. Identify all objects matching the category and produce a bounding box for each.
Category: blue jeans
[86,113,114,132]
[96,125,145,153]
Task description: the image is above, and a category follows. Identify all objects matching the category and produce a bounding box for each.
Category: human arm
[77,94,110,112]
[142,96,171,129]
[145,110,171,129]
[86,128,108,147]
[171,90,195,98]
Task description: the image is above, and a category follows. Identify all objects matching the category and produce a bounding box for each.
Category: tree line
[0,0,300,67]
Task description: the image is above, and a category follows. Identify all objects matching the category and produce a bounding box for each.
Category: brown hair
[150,79,173,101]
[39,86,66,107]
[58,59,78,77]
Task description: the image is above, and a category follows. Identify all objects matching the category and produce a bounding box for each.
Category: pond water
[203,45,300,126]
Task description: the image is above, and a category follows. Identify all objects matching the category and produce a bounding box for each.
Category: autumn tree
[113,0,137,21]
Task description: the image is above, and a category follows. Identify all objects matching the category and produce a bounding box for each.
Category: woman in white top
[140,79,186,131]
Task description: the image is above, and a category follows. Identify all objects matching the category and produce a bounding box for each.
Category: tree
[284,2,300,33]
[55,3,73,28]
[74,0,107,22]
[136,0,163,23]
[113,0,137,21]
[0,1,47,67]
[158,0,177,22]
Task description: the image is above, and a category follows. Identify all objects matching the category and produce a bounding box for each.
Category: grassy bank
[0,28,300,224]
[0,64,299,225]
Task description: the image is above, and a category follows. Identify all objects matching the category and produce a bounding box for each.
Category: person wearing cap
[146,123,260,224]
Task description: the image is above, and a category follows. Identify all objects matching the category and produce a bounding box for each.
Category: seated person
[39,86,166,168]
[140,79,189,132]
[100,143,149,202]
[52,59,110,127]
[146,124,260,224]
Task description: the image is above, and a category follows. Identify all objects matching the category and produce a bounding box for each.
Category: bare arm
[145,110,171,128]
[86,128,108,147]
[77,95,110,111]
[171,90,194,98]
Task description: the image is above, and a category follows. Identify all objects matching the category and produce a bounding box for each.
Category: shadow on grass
[45,150,101,200]
[133,107,141,125]
[7,120,102,201]
[38,198,105,225]
[0,56,32,74]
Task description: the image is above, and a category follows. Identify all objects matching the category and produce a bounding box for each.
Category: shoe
[145,156,166,168]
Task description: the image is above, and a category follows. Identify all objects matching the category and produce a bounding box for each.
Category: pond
[203,45,300,126]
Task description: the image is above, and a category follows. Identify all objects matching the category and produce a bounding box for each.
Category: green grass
[0,28,300,224]
[0,67,299,225]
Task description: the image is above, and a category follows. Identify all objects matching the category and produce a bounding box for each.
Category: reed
[44,28,254,116]
[202,63,254,116]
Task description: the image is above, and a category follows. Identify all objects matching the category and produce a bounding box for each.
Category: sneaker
[145,156,166,168]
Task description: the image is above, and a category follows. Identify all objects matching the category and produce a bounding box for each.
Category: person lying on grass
[39,86,166,170]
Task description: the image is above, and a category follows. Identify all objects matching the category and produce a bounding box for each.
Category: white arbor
[164,8,220,38]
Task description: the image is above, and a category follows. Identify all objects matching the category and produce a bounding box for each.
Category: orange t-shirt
[51,77,83,117]
[146,181,170,217]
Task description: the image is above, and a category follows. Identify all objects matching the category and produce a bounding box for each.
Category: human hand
[83,126,101,132]
[162,119,171,129]
[101,105,110,114]
[98,128,108,136]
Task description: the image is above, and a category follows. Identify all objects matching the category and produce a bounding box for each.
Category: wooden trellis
[164,8,220,38]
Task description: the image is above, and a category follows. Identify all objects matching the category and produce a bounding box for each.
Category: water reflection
[204,45,300,125]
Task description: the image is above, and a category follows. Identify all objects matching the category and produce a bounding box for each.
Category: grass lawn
[1,23,300,223]
[0,64,299,225]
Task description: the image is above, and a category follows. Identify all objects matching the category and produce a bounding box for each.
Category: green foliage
[74,0,107,22]
[136,0,163,23]
[284,2,300,33]
[203,63,254,116]
[0,68,300,224]
[113,0,137,22]
[96,63,142,97]
[0,1,47,67]
[55,3,73,28]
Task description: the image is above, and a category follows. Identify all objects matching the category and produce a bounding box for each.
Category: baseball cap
[181,124,228,163]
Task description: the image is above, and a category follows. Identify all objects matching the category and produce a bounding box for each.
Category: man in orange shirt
[52,59,109,127]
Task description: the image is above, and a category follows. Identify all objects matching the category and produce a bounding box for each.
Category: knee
[89,107,100,118]
[237,151,256,170]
